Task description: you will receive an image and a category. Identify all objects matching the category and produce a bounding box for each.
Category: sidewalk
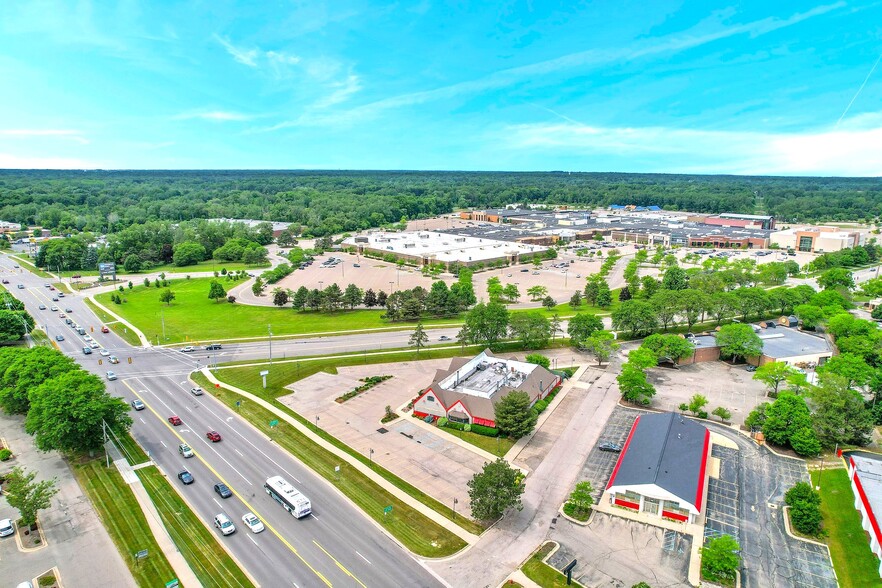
[108,443,203,588]
[199,368,480,544]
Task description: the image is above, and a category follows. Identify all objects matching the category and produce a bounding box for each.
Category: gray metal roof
[756,327,831,359]
[607,412,709,508]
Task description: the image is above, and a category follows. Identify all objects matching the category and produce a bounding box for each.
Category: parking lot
[646,361,769,427]
[575,406,641,501]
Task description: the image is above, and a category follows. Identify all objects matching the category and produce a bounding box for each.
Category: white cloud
[314,74,362,108]
[213,34,259,67]
[0,129,89,144]
[0,152,102,169]
[213,34,303,77]
[498,120,882,176]
[173,110,253,122]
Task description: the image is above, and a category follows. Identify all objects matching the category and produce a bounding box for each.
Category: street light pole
[268,324,273,366]
[369,448,374,468]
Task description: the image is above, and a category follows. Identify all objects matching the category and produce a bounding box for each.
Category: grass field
[72,458,177,587]
[83,298,143,346]
[811,468,881,587]
[95,276,464,343]
[521,542,584,588]
[137,466,255,588]
[191,372,472,556]
[7,254,54,278]
[435,424,516,456]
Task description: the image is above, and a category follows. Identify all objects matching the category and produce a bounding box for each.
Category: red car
[101,326,110,333]
[206,431,222,442]
[168,416,183,426]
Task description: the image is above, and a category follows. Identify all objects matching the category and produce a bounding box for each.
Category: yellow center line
[122,378,334,587]
[313,540,368,588]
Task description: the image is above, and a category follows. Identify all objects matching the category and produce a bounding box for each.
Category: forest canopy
[1,170,879,238]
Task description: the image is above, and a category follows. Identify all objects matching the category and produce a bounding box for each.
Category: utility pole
[268,324,273,366]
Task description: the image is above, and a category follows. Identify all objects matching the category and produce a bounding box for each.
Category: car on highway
[0,518,14,537]
[205,343,222,350]
[82,347,92,355]
[206,431,222,442]
[57,292,64,297]
[99,349,110,356]
[38,304,46,310]
[101,326,110,333]
[64,307,72,313]
[180,346,195,353]
[177,470,194,485]
[43,283,50,288]
[106,371,117,381]
[439,335,451,341]
[241,512,265,533]
[214,513,235,535]
[89,341,99,349]
[108,356,119,364]
[190,387,203,396]
[51,296,58,301]
[84,335,93,342]
[17,284,24,289]
[214,483,232,499]
[131,399,145,411]
[178,443,194,458]
[59,313,66,318]
[0,279,7,284]
[50,305,58,311]
[55,334,64,341]
[598,441,623,452]
[168,415,182,426]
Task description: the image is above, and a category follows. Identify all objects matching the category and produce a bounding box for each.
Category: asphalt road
[1,258,444,588]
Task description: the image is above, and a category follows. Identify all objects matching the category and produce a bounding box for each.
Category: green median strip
[8,254,54,279]
[137,465,255,588]
[192,372,472,556]
[811,468,880,587]
[83,299,143,347]
[72,458,177,588]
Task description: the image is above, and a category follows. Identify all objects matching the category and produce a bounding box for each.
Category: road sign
[383,505,392,516]
[269,419,279,427]
[259,370,269,376]
[165,580,179,588]
[135,549,149,560]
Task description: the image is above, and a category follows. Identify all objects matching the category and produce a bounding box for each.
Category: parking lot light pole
[314,415,320,430]
[369,448,374,468]
[453,497,458,520]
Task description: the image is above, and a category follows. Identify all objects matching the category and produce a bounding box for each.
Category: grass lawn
[137,466,254,588]
[191,372,472,556]
[84,299,143,346]
[811,468,881,587]
[521,542,584,588]
[8,254,54,278]
[72,458,177,587]
[434,423,516,456]
[95,276,463,343]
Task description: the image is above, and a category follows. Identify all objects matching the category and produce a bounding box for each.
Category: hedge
[470,424,499,437]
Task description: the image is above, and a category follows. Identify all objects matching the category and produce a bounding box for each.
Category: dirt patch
[17,520,45,549]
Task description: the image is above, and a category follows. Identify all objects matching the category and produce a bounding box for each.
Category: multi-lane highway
[1,258,445,588]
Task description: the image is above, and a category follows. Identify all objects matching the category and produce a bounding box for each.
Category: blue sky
[1,1,881,174]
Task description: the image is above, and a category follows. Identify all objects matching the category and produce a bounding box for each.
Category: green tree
[159,288,175,306]
[542,295,556,310]
[611,300,658,338]
[688,394,709,415]
[503,283,521,303]
[467,458,526,521]
[790,498,823,536]
[753,362,798,396]
[569,290,583,308]
[817,268,855,290]
[700,535,741,584]
[527,285,548,301]
[272,287,289,307]
[794,304,825,330]
[322,283,344,312]
[762,392,813,448]
[409,321,429,358]
[362,288,377,308]
[678,289,709,332]
[595,280,612,307]
[0,310,35,343]
[809,374,874,448]
[344,283,364,309]
[716,323,762,363]
[3,466,58,527]
[25,370,132,453]
[712,406,732,423]
[584,331,618,366]
[567,313,604,349]
[0,347,78,414]
[123,254,142,273]
[494,391,538,439]
[172,241,206,267]
[817,353,875,389]
[487,277,504,302]
[627,347,658,370]
[641,333,695,363]
[251,275,266,296]
[617,365,656,405]
[790,427,822,457]
[661,266,688,291]
[525,354,550,369]
[745,402,770,431]
[462,302,510,348]
[208,280,227,302]
[291,286,308,310]
[567,480,595,515]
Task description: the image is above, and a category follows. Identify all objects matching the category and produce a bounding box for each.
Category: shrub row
[261,263,294,284]
[438,418,499,437]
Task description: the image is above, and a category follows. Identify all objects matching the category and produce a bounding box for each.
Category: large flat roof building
[770,225,865,253]
[846,453,882,578]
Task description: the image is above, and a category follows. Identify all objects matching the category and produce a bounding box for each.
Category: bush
[790,500,823,536]
[785,481,820,507]
[679,403,689,412]
[437,417,448,428]
[470,424,499,437]
[563,501,591,521]
[463,424,471,432]
[445,420,466,431]
[533,400,548,414]
[697,410,709,419]
[0,448,11,461]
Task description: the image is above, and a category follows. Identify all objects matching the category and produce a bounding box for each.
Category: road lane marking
[356,551,371,565]
[235,449,244,457]
[248,535,259,546]
[160,440,167,448]
[121,378,337,588]
[313,540,368,588]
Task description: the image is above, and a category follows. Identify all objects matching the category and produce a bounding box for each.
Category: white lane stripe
[356,551,371,565]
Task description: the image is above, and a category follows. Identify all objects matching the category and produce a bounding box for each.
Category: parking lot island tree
[467,458,526,522]
[700,534,741,585]
[753,361,798,396]
[4,466,58,528]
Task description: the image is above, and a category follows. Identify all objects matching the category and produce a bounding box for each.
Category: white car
[84,334,93,342]
[0,518,13,537]
[181,346,195,353]
[241,512,265,533]
[99,349,110,356]
[106,371,117,381]
[190,387,204,396]
[89,341,100,349]
[50,305,58,311]
[214,513,236,536]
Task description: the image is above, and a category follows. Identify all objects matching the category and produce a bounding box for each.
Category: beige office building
[770,225,864,253]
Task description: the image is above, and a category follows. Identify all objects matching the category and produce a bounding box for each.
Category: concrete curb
[198,368,480,545]
[13,518,47,552]
[32,566,63,588]
[557,503,594,526]
[86,295,151,347]
[780,505,829,547]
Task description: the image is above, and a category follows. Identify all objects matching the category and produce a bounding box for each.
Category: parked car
[16,284,24,289]
[168,415,183,426]
[0,518,14,537]
[206,431,222,442]
[214,513,236,535]
[598,441,623,452]
[131,399,145,411]
[179,443,194,458]
[181,346,195,353]
[177,470,194,485]
[89,341,99,349]
[59,313,66,318]
[241,512,265,533]
[84,334,93,342]
[106,371,117,381]
[745,365,757,372]
[214,483,232,499]
[57,292,64,297]
[190,387,203,396]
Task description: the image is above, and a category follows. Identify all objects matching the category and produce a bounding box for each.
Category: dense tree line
[2,171,880,239]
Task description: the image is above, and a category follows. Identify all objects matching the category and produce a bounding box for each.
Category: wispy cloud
[213,34,259,67]
[0,129,89,144]
[0,152,102,169]
[173,110,253,122]
[498,118,882,176]
[314,74,362,108]
[263,2,846,130]
[213,34,304,78]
